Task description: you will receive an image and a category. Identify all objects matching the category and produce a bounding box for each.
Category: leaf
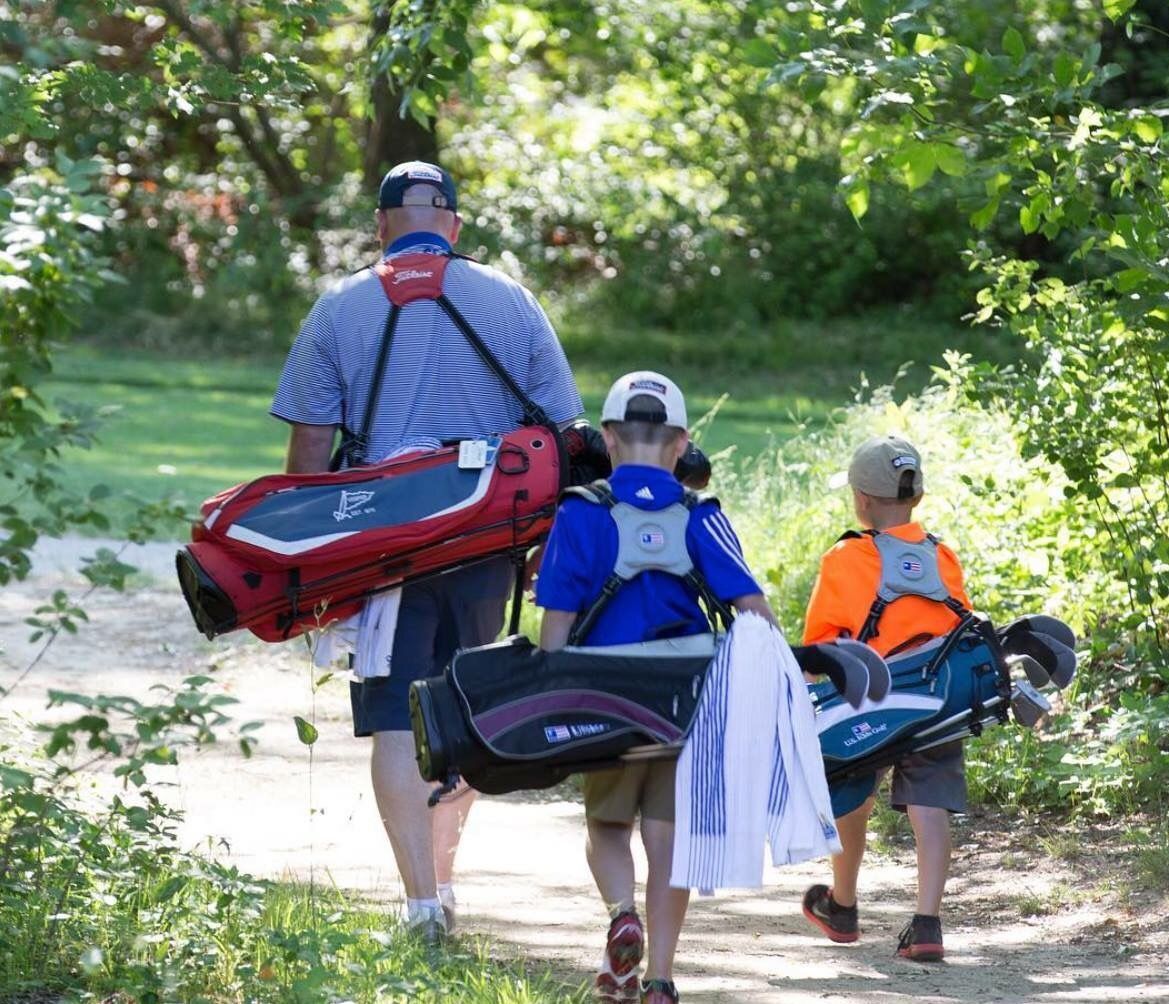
[293,715,318,746]
[896,142,936,191]
[742,38,774,69]
[845,180,870,221]
[1132,116,1162,143]
[1020,203,1040,235]
[1103,0,1136,21]
[1002,27,1025,64]
[933,144,967,177]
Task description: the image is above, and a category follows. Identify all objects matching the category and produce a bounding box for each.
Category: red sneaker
[595,910,644,1002]
[801,884,860,944]
[896,914,944,962]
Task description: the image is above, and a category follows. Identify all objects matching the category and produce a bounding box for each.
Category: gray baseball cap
[847,435,923,499]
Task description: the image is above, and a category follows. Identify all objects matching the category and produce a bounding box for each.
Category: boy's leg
[640,816,689,982]
[584,766,646,1001]
[830,795,876,907]
[906,804,951,916]
[587,817,638,914]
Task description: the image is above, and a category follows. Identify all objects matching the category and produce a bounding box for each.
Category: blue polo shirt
[271,231,583,461]
[536,465,762,645]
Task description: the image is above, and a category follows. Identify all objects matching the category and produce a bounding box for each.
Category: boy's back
[538,463,758,646]
[803,521,971,656]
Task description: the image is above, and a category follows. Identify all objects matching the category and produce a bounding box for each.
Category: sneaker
[801,884,859,944]
[640,979,679,1004]
[896,914,944,962]
[595,910,644,1002]
[405,915,446,946]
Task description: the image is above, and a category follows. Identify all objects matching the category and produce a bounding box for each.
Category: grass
[41,306,1002,538]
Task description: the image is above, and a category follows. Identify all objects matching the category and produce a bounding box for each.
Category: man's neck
[385,230,452,256]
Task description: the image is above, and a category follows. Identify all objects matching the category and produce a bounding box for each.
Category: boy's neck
[610,446,676,472]
[865,510,917,532]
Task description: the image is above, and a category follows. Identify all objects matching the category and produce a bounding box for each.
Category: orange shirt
[803,522,972,658]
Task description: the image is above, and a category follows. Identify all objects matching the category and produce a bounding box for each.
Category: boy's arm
[731,592,778,627]
[538,609,577,652]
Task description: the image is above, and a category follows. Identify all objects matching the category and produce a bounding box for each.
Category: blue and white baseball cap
[378,161,458,212]
[601,371,688,430]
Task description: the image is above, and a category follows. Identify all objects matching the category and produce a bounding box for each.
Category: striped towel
[671,612,841,891]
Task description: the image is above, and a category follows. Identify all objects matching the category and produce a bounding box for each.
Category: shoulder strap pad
[681,489,718,511]
[560,479,616,507]
[871,531,953,603]
[373,253,450,306]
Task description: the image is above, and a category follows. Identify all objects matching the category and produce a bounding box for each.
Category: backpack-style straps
[856,529,970,644]
[566,483,731,646]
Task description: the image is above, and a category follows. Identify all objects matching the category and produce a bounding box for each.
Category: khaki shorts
[583,760,677,824]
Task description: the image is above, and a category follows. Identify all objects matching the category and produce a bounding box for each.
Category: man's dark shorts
[350,558,511,736]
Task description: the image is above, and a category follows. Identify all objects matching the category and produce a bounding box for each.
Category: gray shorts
[884,740,967,814]
[349,558,511,736]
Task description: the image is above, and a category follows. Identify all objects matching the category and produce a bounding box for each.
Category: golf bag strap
[564,482,730,645]
[331,299,401,470]
[436,293,554,430]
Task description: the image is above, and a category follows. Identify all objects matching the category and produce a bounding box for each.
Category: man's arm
[285,422,337,474]
[538,609,577,652]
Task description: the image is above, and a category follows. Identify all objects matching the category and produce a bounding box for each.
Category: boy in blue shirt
[537,371,776,1004]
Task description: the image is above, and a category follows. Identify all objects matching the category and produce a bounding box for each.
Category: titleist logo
[392,268,435,284]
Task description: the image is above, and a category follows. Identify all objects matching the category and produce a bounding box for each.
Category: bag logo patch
[333,489,376,522]
[544,723,609,744]
[899,555,924,579]
[844,720,888,747]
[638,525,666,551]
[392,268,435,285]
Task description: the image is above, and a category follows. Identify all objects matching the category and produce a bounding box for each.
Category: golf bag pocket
[410,633,718,795]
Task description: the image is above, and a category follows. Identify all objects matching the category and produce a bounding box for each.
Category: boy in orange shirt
[800,435,972,962]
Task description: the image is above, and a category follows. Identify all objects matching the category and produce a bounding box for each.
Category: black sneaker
[801,884,859,943]
[640,979,679,1004]
[896,914,944,962]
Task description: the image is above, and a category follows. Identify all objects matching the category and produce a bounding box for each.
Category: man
[270,161,583,939]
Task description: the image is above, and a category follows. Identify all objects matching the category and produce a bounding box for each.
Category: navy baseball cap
[378,161,458,212]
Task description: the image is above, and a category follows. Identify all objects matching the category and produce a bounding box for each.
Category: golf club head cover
[833,638,892,702]
[674,442,712,490]
[999,614,1076,651]
[1000,630,1077,690]
[792,643,869,709]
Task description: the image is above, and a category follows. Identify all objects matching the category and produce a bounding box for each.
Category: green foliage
[0,714,583,1002]
[764,1,1169,654]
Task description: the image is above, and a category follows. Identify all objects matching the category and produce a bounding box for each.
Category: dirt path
[2,539,1168,1003]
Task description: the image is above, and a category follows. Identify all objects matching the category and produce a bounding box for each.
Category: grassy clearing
[44,308,999,537]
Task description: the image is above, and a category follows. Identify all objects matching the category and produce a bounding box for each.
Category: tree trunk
[363,2,439,189]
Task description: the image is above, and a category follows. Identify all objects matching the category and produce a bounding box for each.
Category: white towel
[671,612,840,891]
[311,588,402,678]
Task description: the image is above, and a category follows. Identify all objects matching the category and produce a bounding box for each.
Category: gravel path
[2,538,1167,1003]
